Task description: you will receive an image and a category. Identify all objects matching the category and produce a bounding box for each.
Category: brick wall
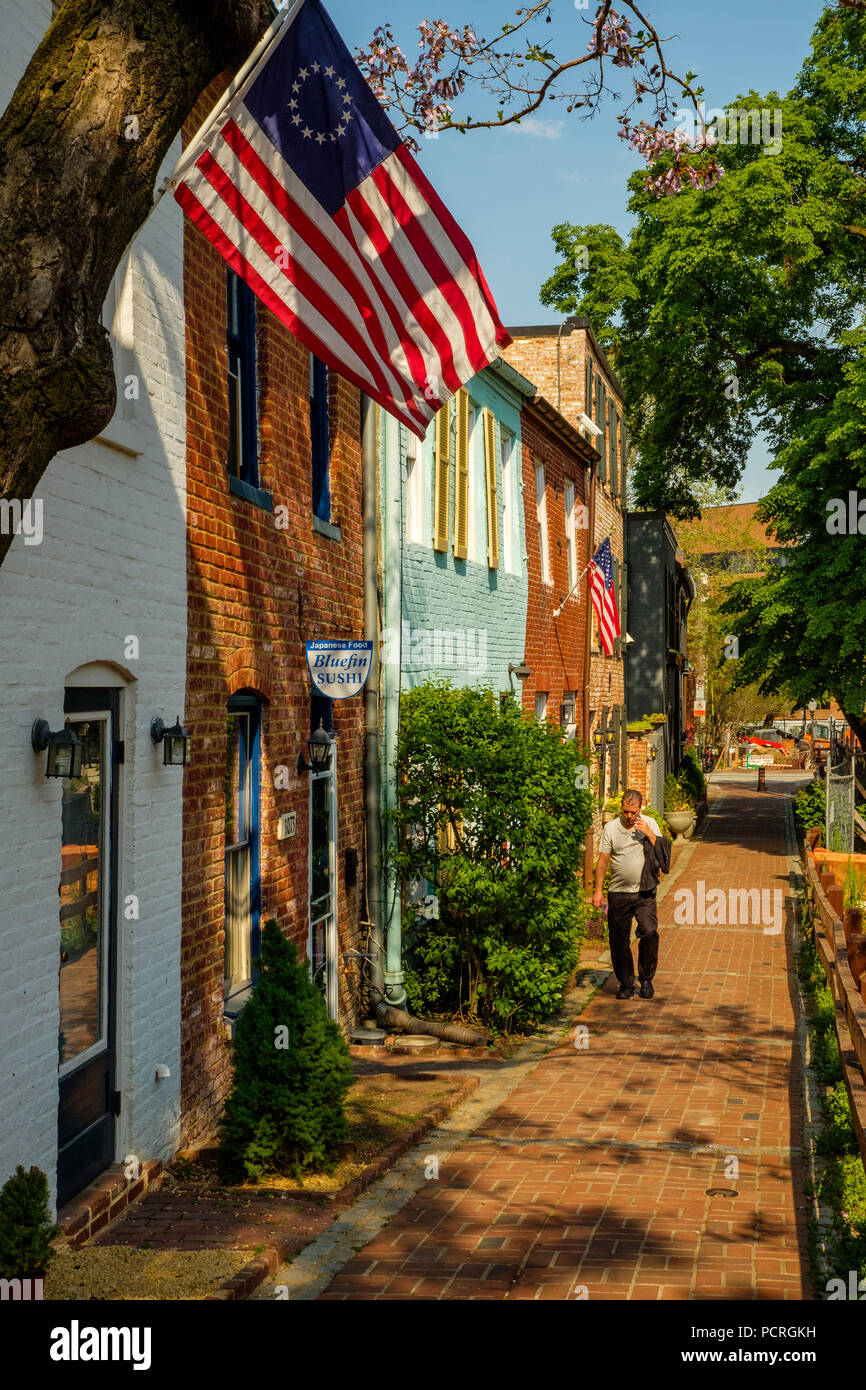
[181,86,367,1148]
[518,404,588,732]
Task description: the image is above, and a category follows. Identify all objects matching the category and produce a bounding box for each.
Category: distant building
[503,317,628,815]
[624,513,695,777]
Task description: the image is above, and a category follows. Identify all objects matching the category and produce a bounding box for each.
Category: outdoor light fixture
[593,730,603,749]
[151,715,192,766]
[297,719,333,775]
[31,720,83,780]
[508,662,531,680]
[605,730,615,745]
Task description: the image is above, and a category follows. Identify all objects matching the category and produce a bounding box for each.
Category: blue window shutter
[311,355,331,521]
[226,271,258,486]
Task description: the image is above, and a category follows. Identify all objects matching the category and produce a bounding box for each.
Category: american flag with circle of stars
[173,0,510,437]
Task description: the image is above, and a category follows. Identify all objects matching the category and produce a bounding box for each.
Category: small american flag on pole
[590,537,621,656]
[171,0,510,437]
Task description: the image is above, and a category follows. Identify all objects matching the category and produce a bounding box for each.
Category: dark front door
[57,688,120,1207]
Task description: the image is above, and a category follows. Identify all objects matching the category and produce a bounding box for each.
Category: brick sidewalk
[320,775,812,1301]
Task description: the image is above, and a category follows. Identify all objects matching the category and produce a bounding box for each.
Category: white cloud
[506,117,565,140]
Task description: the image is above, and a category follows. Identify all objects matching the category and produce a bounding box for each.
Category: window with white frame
[535,461,551,585]
[564,480,578,597]
[500,426,514,572]
[535,691,548,722]
[405,430,424,543]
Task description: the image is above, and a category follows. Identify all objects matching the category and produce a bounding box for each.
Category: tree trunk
[840,706,866,752]
[0,0,273,567]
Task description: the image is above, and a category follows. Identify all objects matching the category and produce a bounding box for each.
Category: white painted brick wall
[0,1,186,1210]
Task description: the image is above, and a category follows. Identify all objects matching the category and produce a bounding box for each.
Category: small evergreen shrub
[0,1166,57,1278]
[218,920,354,1183]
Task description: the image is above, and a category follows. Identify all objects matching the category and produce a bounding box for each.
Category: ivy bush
[389,681,594,1034]
[794,779,826,835]
[0,1166,57,1278]
[218,920,354,1183]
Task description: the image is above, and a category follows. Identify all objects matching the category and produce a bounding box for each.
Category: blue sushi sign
[306,640,373,699]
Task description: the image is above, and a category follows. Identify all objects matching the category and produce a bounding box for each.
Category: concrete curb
[205,1072,480,1301]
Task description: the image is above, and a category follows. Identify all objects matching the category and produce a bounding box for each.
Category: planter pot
[665,810,694,842]
[847,934,866,988]
[843,907,864,942]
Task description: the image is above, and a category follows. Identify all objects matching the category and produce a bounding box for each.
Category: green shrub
[677,747,706,804]
[794,780,825,835]
[390,681,594,1034]
[0,1166,57,1278]
[664,772,693,812]
[218,920,354,1183]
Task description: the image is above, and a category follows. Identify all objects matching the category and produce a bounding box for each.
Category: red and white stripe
[590,562,621,656]
[175,109,510,437]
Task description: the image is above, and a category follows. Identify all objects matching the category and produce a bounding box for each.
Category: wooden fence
[803,844,866,1177]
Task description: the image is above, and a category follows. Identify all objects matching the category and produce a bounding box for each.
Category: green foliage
[677,747,706,804]
[664,772,693,812]
[0,1166,57,1278]
[390,681,594,1034]
[793,779,826,835]
[218,920,354,1183]
[842,859,866,911]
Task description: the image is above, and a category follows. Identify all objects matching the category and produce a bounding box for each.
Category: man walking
[592,789,669,1000]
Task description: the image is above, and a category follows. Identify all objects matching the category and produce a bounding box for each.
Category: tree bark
[840,707,866,752]
[0,0,274,566]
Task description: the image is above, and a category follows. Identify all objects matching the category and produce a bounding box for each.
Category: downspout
[361,394,385,1000]
[582,450,597,893]
[361,394,485,1047]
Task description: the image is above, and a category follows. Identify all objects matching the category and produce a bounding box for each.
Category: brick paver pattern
[320,776,811,1300]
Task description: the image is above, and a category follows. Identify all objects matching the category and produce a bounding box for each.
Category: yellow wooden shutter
[433,403,450,551]
[483,408,499,569]
[453,390,470,559]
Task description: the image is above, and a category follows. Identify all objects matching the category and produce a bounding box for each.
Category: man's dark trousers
[607,890,659,989]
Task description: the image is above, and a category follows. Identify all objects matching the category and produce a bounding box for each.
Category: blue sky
[324,0,826,502]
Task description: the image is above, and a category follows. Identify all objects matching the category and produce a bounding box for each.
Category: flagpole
[552,531,611,618]
[152,0,309,208]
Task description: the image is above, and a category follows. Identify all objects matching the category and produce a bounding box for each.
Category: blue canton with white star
[243,0,400,216]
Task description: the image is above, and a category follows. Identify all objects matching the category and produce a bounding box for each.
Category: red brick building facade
[504,320,627,815]
[180,87,367,1148]
[518,395,593,740]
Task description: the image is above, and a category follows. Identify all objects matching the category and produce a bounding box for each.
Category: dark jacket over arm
[639,830,671,892]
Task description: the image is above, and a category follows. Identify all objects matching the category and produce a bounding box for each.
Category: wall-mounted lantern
[593,729,603,750]
[508,662,531,681]
[31,720,83,780]
[297,719,333,775]
[151,715,192,766]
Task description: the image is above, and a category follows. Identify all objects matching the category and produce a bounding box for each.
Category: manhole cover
[705,1188,739,1198]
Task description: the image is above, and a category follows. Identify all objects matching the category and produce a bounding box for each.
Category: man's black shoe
[639,980,654,998]
[616,984,637,999]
